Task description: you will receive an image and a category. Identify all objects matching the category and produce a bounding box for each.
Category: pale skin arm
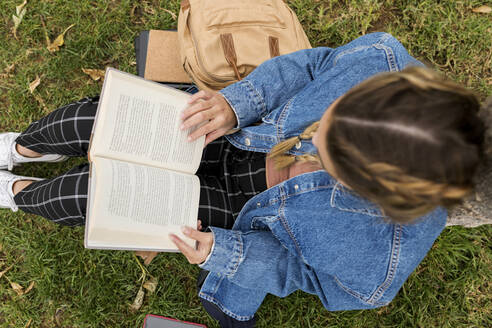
[180,90,237,146]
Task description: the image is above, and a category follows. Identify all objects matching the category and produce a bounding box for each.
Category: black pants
[13,97,264,327]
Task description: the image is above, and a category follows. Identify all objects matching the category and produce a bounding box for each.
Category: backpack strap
[269,36,280,58]
[220,33,242,81]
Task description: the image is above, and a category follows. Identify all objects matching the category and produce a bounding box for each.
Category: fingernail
[187,136,192,141]
[180,124,185,130]
[169,234,176,241]
[181,226,190,234]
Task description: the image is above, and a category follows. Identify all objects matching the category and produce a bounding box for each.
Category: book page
[85,157,199,251]
[90,68,204,174]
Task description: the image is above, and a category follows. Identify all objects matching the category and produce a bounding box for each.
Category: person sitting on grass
[0,33,486,328]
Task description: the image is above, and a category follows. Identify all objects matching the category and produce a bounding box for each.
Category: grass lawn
[1,0,491,327]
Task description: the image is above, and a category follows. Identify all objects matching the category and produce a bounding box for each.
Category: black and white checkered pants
[14,97,267,228]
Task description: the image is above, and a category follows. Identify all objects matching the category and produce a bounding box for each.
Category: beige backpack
[178,0,312,91]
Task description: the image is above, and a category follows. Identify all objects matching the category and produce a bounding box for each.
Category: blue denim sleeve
[199,227,318,297]
[219,47,334,128]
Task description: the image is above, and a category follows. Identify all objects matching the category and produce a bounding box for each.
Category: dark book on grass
[135,30,193,88]
[84,68,204,252]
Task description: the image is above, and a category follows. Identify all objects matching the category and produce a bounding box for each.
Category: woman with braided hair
[0,33,486,327]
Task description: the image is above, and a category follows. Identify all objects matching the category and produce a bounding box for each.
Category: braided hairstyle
[269,66,486,223]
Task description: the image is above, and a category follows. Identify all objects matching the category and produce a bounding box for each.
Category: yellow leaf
[129,286,145,311]
[28,75,41,93]
[24,281,35,295]
[11,282,24,295]
[24,319,32,328]
[81,68,106,81]
[47,24,75,53]
[472,5,492,13]
[143,276,158,293]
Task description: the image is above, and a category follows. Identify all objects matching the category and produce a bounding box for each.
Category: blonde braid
[365,162,472,221]
[268,121,321,169]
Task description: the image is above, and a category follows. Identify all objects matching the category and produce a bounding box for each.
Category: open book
[84,68,204,252]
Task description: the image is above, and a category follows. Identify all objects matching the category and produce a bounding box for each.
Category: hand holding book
[180,90,238,146]
[170,225,213,264]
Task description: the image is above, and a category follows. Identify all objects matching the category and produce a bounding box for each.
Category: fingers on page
[188,120,216,141]
[182,109,213,131]
[181,100,210,123]
[188,90,213,104]
[170,234,194,256]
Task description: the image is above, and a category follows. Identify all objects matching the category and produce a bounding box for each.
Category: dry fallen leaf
[129,286,145,311]
[143,276,158,293]
[82,68,105,81]
[28,75,40,93]
[472,5,492,13]
[47,24,75,53]
[135,251,159,265]
[0,264,14,278]
[12,0,28,38]
[16,0,28,15]
[11,281,24,295]
[24,281,35,295]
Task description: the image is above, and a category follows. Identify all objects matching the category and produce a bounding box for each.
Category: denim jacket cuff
[199,227,243,277]
[220,80,266,128]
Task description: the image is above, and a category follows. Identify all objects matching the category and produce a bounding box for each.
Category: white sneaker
[0,170,43,212]
[0,132,68,171]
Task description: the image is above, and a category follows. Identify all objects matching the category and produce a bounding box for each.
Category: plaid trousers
[14,97,267,228]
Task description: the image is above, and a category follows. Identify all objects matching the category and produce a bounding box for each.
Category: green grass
[1,0,491,327]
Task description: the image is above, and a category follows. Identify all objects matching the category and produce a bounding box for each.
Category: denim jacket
[198,33,447,321]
